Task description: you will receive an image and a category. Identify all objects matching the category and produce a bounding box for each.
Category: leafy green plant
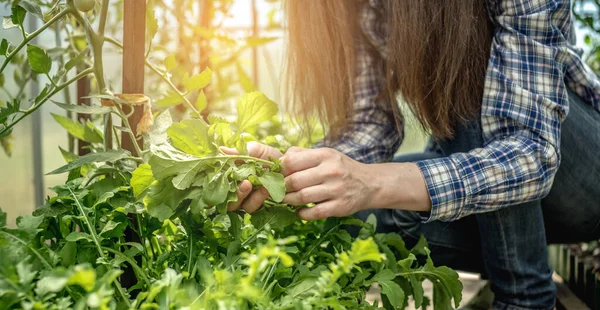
[0,1,463,309]
[573,0,600,74]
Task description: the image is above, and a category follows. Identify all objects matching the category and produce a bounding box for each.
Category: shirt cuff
[415,157,467,222]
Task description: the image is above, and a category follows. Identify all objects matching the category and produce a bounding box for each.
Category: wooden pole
[122,0,146,156]
[122,0,146,292]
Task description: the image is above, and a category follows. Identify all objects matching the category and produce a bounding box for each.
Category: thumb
[247,142,283,160]
[220,146,239,155]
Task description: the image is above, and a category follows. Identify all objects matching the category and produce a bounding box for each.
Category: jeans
[355,89,600,310]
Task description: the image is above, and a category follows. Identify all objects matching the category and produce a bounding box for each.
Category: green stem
[97,0,110,36]
[0,8,71,74]
[0,67,93,137]
[66,186,103,256]
[112,104,143,156]
[101,246,152,287]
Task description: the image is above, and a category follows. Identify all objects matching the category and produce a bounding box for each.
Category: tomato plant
[0,1,463,309]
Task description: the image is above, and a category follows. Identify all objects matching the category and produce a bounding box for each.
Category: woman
[227,0,600,309]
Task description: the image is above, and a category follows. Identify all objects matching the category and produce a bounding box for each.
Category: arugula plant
[0,1,463,309]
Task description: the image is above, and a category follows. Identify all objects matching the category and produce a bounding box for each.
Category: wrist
[369,162,431,212]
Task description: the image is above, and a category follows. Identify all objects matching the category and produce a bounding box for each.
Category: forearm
[368,162,431,213]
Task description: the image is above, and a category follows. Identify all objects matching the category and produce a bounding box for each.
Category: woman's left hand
[281,147,379,221]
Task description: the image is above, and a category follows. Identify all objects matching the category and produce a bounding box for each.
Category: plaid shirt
[320,0,600,222]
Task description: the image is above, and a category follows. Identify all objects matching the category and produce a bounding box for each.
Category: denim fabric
[354,90,600,310]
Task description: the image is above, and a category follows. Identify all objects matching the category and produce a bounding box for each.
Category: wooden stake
[122,0,146,156]
[121,0,146,293]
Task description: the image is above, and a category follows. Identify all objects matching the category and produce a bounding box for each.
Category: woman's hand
[222,142,283,213]
[281,147,378,221]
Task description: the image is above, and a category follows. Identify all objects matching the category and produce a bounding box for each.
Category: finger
[220,146,239,155]
[283,185,333,206]
[247,142,283,160]
[281,149,326,176]
[227,180,252,211]
[284,167,325,192]
[240,187,270,214]
[297,201,340,221]
[285,146,306,153]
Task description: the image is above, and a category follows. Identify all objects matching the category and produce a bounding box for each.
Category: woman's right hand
[222,142,283,213]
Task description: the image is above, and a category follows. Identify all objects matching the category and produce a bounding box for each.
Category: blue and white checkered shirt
[320,0,600,222]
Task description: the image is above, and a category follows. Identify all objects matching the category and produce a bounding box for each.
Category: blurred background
[0,0,599,228]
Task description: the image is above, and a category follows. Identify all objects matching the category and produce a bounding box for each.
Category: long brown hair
[285,0,493,139]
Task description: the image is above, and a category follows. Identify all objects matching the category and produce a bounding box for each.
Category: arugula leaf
[236,92,278,132]
[16,214,43,238]
[26,44,52,74]
[202,171,230,206]
[164,53,177,71]
[144,179,188,221]
[65,232,94,242]
[47,150,130,175]
[379,280,405,309]
[250,206,297,230]
[257,171,286,202]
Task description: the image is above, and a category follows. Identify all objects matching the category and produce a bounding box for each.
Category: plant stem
[0,8,71,74]
[101,246,152,287]
[112,105,143,157]
[0,68,93,137]
[98,0,110,36]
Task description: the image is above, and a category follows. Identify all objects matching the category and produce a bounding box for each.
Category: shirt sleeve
[314,1,402,164]
[416,0,600,222]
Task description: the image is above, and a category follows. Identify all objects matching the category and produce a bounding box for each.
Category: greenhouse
[1,0,599,309]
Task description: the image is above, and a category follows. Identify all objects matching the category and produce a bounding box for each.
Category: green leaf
[164,53,177,71]
[287,277,318,298]
[10,6,26,26]
[65,232,93,242]
[16,261,37,285]
[410,235,429,256]
[184,67,212,92]
[236,91,278,132]
[348,237,385,264]
[47,150,130,175]
[423,249,463,309]
[246,36,278,47]
[144,179,187,221]
[154,90,182,107]
[167,119,216,156]
[52,101,112,114]
[379,280,405,309]
[0,39,8,56]
[68,265,96,292]
[250,206,297,230]
[99,220,127,238]
[202,172,230,206]
[16,214,43,237]
[36,275,68,295]
[131,164,155,198]
[26,44,52,74]
[369,269,396,284]
[51,113,103,143]
[196,90,208,112]
[257,172,285,202]
[60,242,77,266]
[18,1,43,20]
[2,16,18,29]
[410,274,424,308]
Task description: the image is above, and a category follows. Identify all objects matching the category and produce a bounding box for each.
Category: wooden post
[122,0,146,156]
[122,0,146,292]
[77,76,91,155]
